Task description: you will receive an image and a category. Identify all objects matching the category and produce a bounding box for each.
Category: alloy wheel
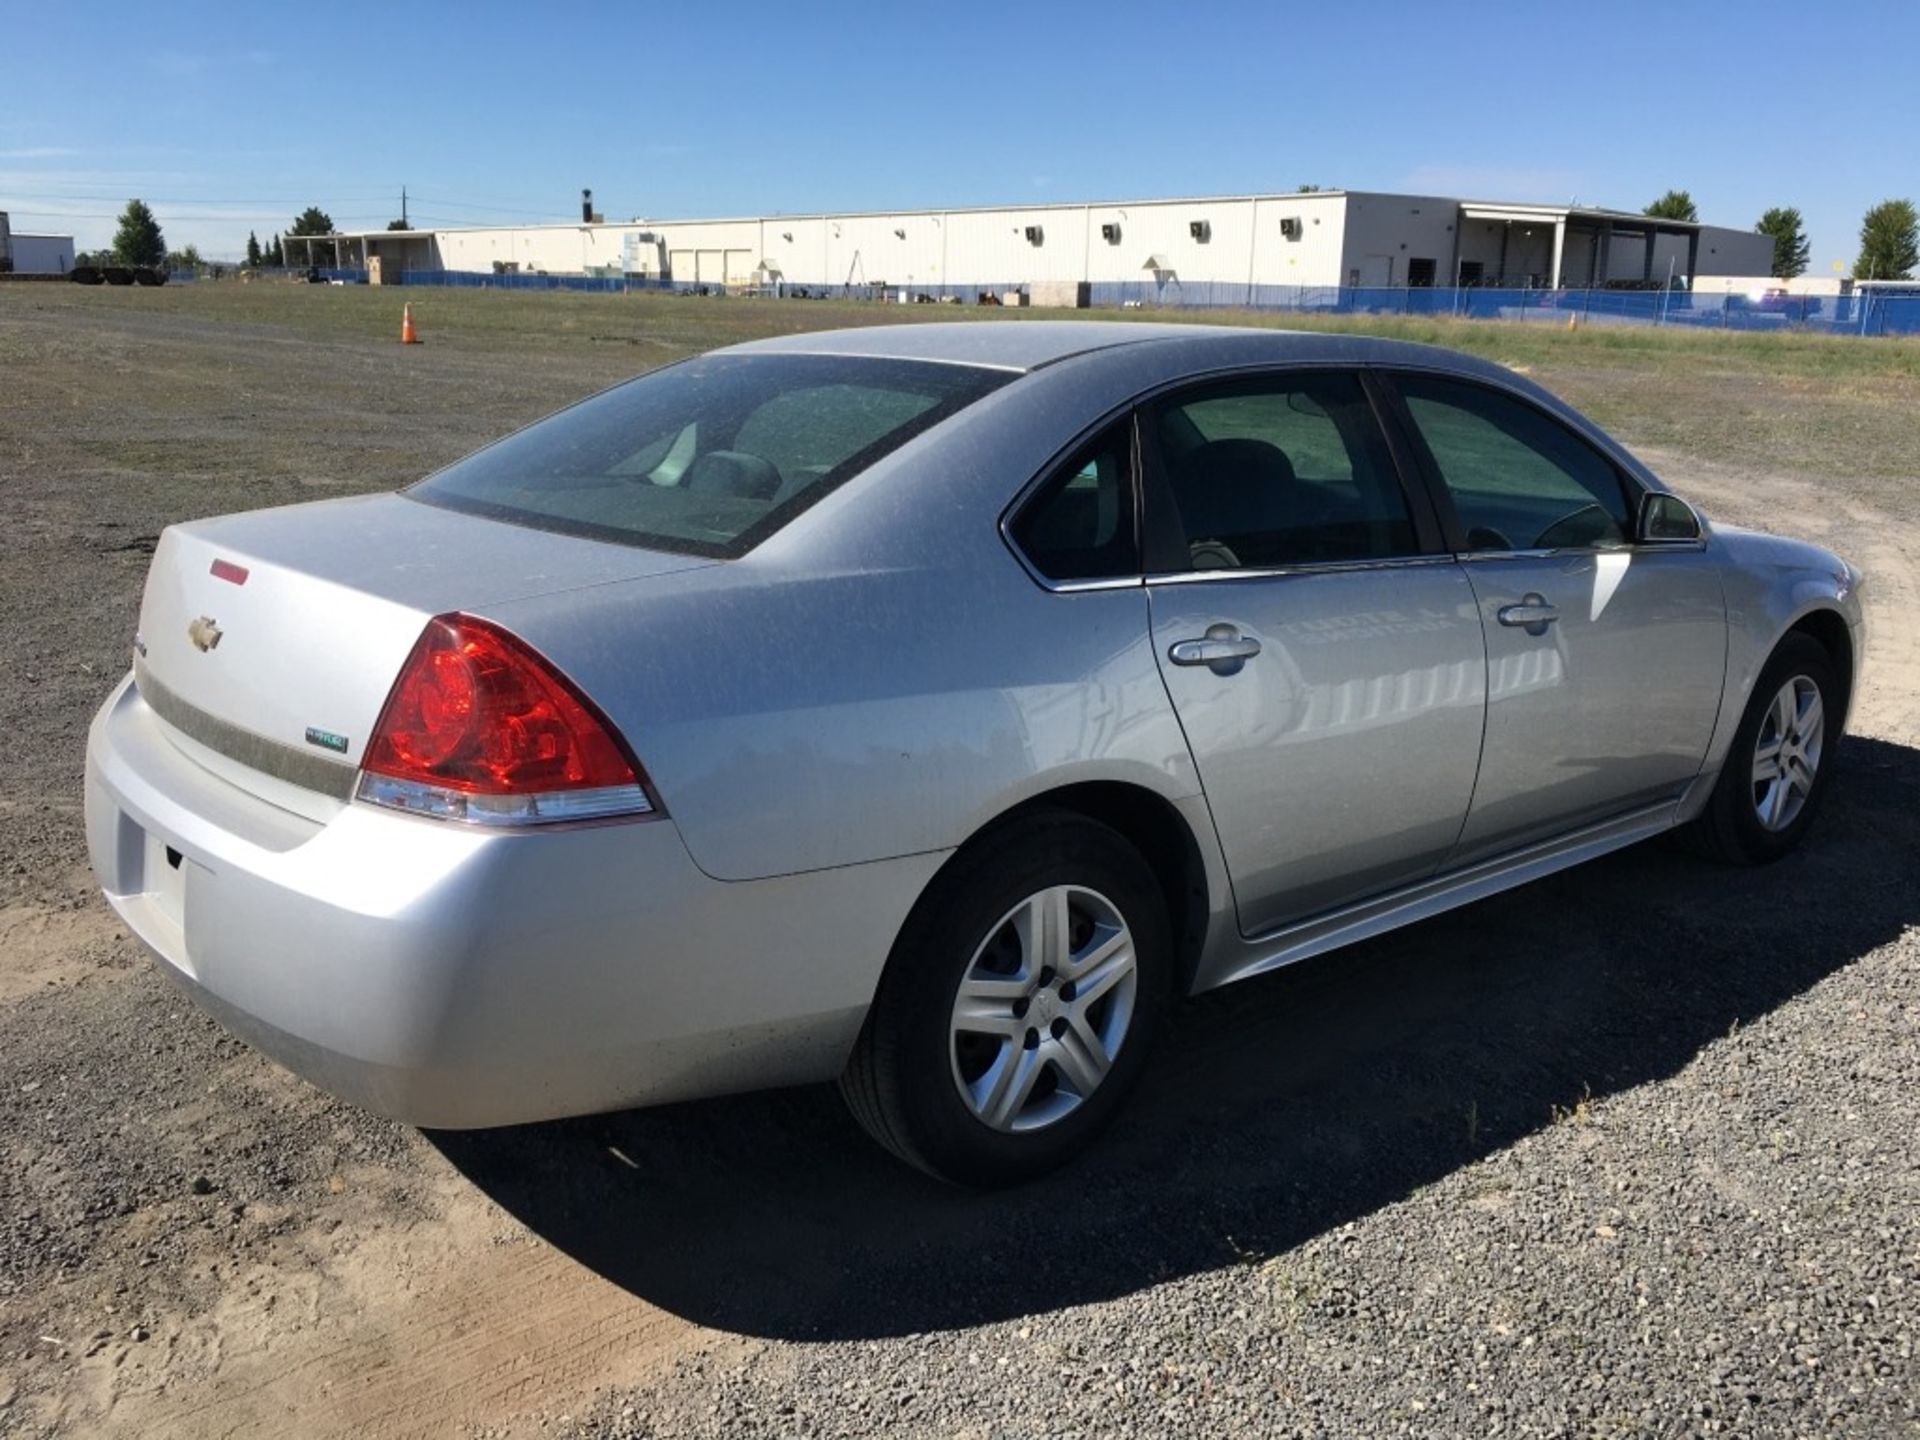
[1751,674,1824,832]
[948,885,1138,1133]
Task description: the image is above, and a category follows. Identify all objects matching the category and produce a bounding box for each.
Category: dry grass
[12,279,1917,491]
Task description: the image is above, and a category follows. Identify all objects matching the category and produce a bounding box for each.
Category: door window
[1008,421,1136,581]
[1152,372,1418,570]
[1395,375,1632,552]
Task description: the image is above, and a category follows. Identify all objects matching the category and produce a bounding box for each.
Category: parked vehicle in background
[84,323,1865,1185]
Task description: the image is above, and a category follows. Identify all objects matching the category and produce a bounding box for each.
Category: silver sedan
[84,322,1865,1184]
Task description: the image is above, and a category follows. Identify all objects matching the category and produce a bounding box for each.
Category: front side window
[1151,372,1418,570]
[1394,374,1632,552]
[1008,422,1136,581]
[411,354,1012,558]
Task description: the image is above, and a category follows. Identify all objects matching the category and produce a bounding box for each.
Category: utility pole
[401,185,409,228]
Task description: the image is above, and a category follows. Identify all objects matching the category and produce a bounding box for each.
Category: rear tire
[841,812,1172,1186]
[1685,633,1840,864]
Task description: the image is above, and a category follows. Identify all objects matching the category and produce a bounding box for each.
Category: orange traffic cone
[400,303,421,345]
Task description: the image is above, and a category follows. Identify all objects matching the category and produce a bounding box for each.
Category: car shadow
[429,732,1920,1342]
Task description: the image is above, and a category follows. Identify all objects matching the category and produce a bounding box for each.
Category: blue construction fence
[1086,281,1920,337]
[296,268,1920,337]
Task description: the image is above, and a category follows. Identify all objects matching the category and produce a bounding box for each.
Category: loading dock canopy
[1456,203,1700,289]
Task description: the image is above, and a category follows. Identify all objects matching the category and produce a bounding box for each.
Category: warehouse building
[289,190,1773,297]
[0,212,76,275]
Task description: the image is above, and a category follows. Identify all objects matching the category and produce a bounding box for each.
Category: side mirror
[1636,491,1702,543]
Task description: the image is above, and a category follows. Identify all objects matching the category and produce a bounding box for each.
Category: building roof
[1457,201,1703,230]
[307,190,1365,242]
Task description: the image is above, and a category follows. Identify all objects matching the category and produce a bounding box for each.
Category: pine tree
[1643,190,1699,223]
[1855,199,1918,281]
[289,206,334,237]
[1755,208,1810,279]
[245,231,263,267]
[112,199,166,268]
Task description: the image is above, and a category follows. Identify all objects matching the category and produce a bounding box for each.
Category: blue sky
[3,0,1914,270]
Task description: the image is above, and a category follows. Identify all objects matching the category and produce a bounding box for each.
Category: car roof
[722,319,1508,380]
[725,320,1205,370]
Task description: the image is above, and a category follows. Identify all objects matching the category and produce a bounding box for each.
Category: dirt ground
[0,285,1915,1438]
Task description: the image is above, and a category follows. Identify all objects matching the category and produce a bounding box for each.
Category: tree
[267,233,283,267]
[1644,189,1699,222]
[112,199,166,267]
[1297,184,1325,193]
[386,217,413,231]
[164,245,203,273]
[1854,198,1918,281]
[289,206,334,237]
[1755,207,1810,279]
[245,231,263,267]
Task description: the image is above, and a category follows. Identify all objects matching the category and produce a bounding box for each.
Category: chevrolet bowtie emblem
[187,616,223,652]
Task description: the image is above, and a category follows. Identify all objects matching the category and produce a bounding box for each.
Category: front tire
[841,813,1172,1186]
[1686,633,1840,864]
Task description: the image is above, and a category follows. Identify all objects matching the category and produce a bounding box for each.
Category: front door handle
[1496,594,1559,636]
[1169,623,1262,675]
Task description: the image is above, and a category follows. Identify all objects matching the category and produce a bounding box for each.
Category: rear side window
[1008,422,1137,581]
[410,354,1012,558]
[1151,372,1418,569]
[1395,375,1631,552]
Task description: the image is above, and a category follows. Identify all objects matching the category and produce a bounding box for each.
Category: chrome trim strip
[1456,541,1710,562]
[132,657,358,801]
[1145,554,1460,585]
[1201,800,1677,992]
[1030,574,1145,594]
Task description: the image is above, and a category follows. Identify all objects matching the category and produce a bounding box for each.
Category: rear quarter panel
[499,567,1195,881]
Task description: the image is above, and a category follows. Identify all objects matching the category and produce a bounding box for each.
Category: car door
[1385,371,1727,864]
[1143,370,1488,937]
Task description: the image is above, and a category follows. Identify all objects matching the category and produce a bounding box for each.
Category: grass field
[4,280,1917,494]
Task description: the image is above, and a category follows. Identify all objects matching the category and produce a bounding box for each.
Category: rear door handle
[1496,593,1559,636]
[1169,624,1261,674]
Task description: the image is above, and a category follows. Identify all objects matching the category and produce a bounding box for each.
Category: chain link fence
[265,267,1920,338]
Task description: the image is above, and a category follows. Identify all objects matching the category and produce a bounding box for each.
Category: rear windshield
[408,353,1013,557]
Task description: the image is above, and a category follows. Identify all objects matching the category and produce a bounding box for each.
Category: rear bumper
[85,673,944,1128]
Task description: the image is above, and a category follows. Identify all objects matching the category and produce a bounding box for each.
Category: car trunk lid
[132,493,712,817]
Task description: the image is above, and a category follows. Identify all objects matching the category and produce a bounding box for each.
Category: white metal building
[0,213,75,275]
[292,191,1773,295]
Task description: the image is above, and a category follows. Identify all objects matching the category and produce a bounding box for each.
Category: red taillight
[358,614,653,825]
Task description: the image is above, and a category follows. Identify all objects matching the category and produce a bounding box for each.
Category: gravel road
[0,288,1914,1438]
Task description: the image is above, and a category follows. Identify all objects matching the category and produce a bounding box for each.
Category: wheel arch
[911,781,1215,999]
[1784,606,1855,733]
